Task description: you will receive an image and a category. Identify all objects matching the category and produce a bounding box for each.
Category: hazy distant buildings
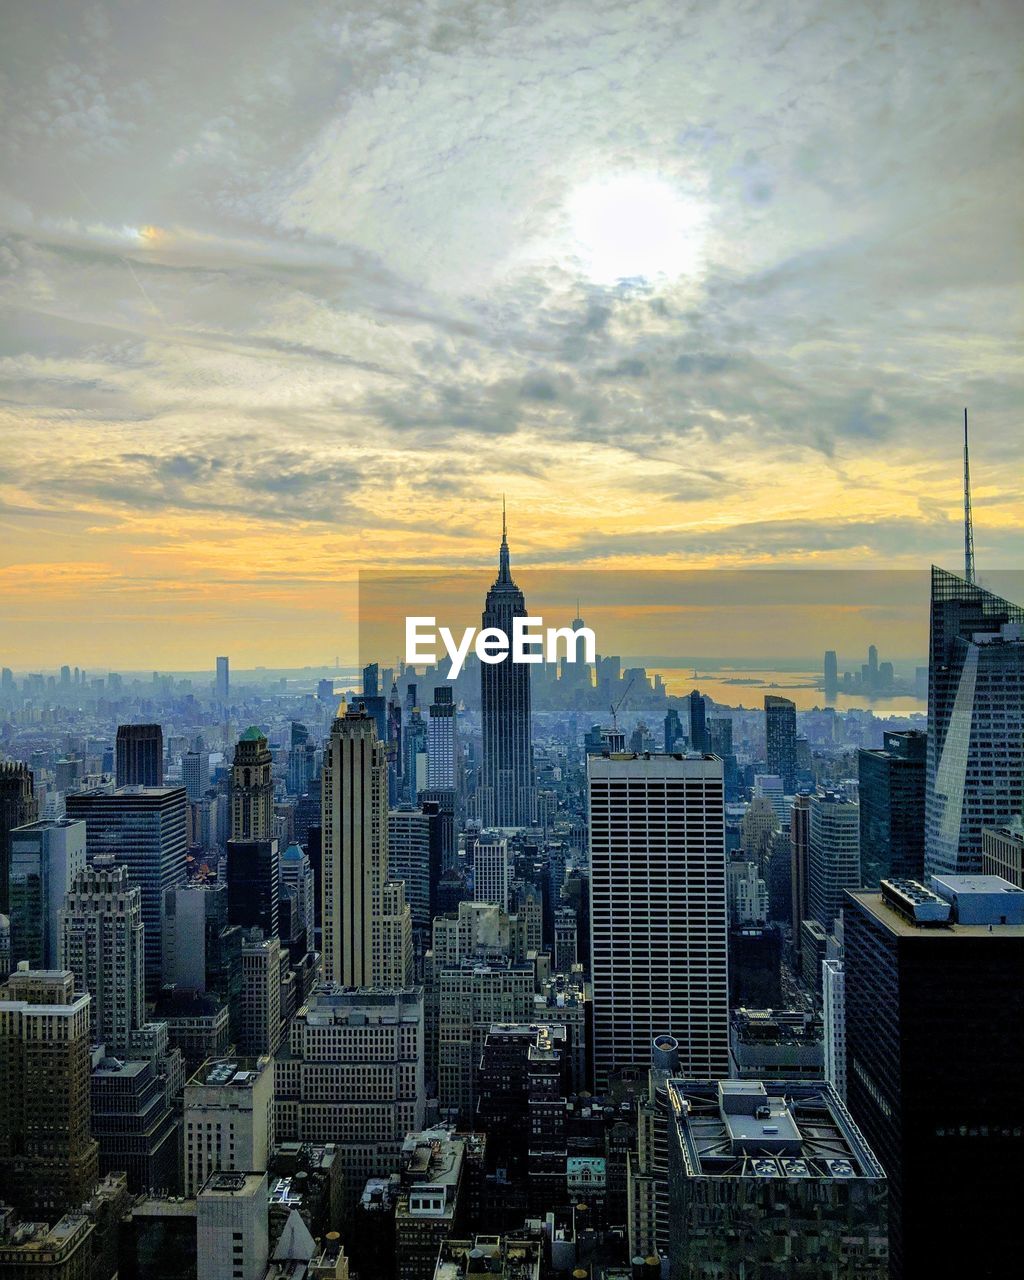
[183,749,211,803]
[588,753,729,1087]
[687,690,707,754]
[8,817,86,969]
[116,724,164,788]
[824,649,839,700]
[858,730,926,887]
[321,704,412,988]
[764,695,797,793]
[845,875,1024,1278]
[215,656,230,702]
[66,786,188,997]
[480,515,534,828]
[925,567,1024,876]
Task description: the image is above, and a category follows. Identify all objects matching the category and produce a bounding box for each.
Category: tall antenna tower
[963,407,976,585]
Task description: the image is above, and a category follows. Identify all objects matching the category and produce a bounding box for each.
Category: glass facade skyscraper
[925,566,1024,876]
[858,730,926,886]
[765,695,797,793]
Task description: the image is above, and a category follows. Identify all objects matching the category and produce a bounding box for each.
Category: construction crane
[609,677,636,733]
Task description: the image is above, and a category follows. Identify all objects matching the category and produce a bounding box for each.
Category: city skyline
[2,1,1023,669]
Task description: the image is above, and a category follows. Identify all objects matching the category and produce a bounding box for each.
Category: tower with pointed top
[963,407,976,584]
[480,506,534,827]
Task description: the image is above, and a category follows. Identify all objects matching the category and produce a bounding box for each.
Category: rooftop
[188,1056,270,1088]
[670,1079,885,1182]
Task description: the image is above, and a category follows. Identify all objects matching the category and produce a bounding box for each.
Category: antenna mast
[963,408,975,585]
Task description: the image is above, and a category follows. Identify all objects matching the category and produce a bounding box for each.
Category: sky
[0,0,1021,670]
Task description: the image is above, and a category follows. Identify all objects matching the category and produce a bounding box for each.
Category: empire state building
[480,507,534,827]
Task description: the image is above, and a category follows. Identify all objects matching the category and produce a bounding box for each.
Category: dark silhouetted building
[116,724,164,788]
[764,695,797,793]
[858,730,926,887]
[845,875,1024,1279]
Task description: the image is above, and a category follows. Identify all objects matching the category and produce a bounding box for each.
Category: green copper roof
[239,725,264,741]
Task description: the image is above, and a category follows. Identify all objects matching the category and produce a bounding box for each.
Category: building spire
[963,407,976,585]
[498,495,511,582]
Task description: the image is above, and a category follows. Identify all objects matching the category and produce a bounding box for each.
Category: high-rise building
[388,805,442,941]
[230,727,273,841]
[764,695,797,793]
[362,663,380,699]
[280,842,316,949]
[0,965,99,1220]
[480,510,533,828]
[183,750,211,804]
[60,861,144,1053]
[238,931,283,1056]
[183,1055,274,1196]
[473,836,511,911]
[790,792,811,957]
[858,730,926,887]
[116,724,164,788]
[275,986,425,1200]
[321,704,412,988]
[925,567,1024,876]
[844,876,1024,1279]
[982,817,1024,887]
[822,956,847,1101]
[197,1171,270,1280]
[588,753,729,1087]
[90,1056,180,1196]
[215,656,230,702]
[824,649,838,700]
[394,1127,468,1280]
[666,1078,888,1278]
[664,708,683,753]
[426,686,458,790]
[8,817,87,969]
[0,761,38,915]
[225,839,280,940]
[807,791,860,934]
[687,690,707,754]
[66,787,188,997]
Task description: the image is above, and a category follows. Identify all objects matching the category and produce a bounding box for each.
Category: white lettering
[405,617,437,664]
[439,625,475,679]
[513,616,544,663]
[545,625,597,665]
[476,627,509,664]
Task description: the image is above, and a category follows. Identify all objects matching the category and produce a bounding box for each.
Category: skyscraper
[925,567,1024,876]
[687,689,707,753]
[230,727,274,841]
[215,656,230,702]
[764,695,797,793]
[183,749,211,803]
[426,686,458,790]
[116,724,164,788]
[321,703,412,987]
[8,817,87,969]
[588,752,729,1087]
[664,708,683,752]
[480,508,533,828]
[60,861,145,1054]
[858,730,926,886]
[0,966,99,1221]
[790,792,811,957]
[66,787,188,997]
[473,836,511,911]
[823,649,838,701]
[0,761,39,914]
[845,876,1024,1278]
[807,791,860,934]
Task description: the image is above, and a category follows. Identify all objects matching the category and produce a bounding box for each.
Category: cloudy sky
[1,0,1021,670]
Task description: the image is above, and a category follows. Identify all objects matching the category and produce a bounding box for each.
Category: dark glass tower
[480,509,533,827]
[845,880,1024,1279]
[0,762,38,914]
[688,689,707,753]
[115,724,164,788]
[858,729,926,886]
[764,695,797,792]
[925,566,1024,875]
